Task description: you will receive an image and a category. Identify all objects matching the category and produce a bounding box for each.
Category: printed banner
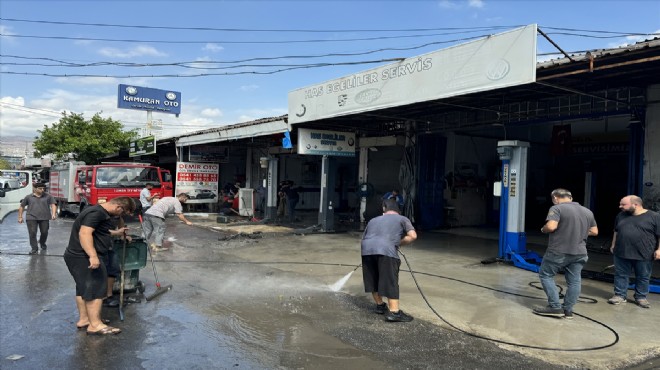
[175,162,219,204]
[129,136,156,157]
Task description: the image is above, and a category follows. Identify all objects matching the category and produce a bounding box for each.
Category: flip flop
[86,326,121,336]
[76,319,111,330]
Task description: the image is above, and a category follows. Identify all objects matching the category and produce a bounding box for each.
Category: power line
[0,17,516,33]
[0,29,500,45]
[0,102,232,130]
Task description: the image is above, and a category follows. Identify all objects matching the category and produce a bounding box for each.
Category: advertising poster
[175,162,219,204]
[129,136,156,157]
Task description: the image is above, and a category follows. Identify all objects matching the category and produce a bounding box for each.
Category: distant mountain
[0,136,35,157]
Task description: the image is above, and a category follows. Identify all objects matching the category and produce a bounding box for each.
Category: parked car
[0,176,22,189]
[195,189,217,199]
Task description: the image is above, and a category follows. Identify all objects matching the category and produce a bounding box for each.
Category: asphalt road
[1,212,657,370]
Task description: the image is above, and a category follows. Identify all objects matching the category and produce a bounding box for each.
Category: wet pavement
[1,211,659,370]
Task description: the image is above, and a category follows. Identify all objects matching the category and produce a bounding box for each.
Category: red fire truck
[49,161,173,216]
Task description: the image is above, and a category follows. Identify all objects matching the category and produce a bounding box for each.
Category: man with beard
[608,195,660,309]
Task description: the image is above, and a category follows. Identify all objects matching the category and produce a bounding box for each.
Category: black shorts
[64,251,108,301]
[361,254,401,299]
[105,249,120,278]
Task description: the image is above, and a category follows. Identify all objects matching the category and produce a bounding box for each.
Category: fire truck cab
[51,162,173,216]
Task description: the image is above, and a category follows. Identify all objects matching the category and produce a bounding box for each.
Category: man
[534,188,598,319]
[143,193,193,252]
[382,189,404,209]
[139,183,157,214]
[281,181,299,222]
[17,182,57,254]
[63,196,135,335]
[608,195,660,309]
[361,198,417,322]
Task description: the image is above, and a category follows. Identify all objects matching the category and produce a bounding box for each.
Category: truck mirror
[0,189,5,198]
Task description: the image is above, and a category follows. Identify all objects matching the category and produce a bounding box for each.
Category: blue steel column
[498,161,510,259]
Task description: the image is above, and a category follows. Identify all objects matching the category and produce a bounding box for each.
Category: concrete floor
[196,212,660,369]
[1,211,659,369]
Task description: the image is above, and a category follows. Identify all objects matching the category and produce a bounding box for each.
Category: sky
[1,0,659,144]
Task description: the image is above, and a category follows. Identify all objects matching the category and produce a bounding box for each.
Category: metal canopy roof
[293,38,660,137]
[172,38,659,147]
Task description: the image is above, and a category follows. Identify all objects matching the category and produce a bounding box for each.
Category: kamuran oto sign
[118,84,182,116]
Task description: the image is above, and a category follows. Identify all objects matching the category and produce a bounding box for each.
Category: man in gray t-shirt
[18,183,57,254]
[142,194,193,252]
[361,199,416,322]
[533,188,598,319]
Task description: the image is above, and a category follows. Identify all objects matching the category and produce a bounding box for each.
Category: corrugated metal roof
[175,115,288,146]
[537,37,660,69]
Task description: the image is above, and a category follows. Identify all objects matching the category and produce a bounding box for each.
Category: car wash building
[170,25,660,245]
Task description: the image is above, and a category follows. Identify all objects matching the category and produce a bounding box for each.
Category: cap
[35,182,47,189]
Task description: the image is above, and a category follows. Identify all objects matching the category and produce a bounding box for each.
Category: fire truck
[49,161,173,216]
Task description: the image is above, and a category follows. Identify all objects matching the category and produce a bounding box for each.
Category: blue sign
[117,84,182,116]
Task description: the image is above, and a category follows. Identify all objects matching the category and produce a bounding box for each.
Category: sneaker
[28,250,38,255]
[375,303,388,314]
[385,310,414,322]
[40,245,47,250]
[563,310,573,320]
[151,245,169,252]
[635,298,650,309]
[532,306,565,317]
[608,295,627,305]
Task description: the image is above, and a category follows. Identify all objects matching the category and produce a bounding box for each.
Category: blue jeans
[538,251,588,312]
[613,255,653,300]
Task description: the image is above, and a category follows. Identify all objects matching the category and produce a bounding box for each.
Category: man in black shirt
[608,195,660,309]
[63,197,135,335]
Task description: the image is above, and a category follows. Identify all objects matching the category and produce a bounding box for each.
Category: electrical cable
[1,249,621,351]
[398,250,619,351]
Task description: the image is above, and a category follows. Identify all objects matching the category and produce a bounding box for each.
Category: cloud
[54,76,119,86]
[201,108,223,118]
[606,29,660,48]
[0,25,18,45]
[438,0,459,9]
[439,0,484,9]
[236,108,287,123]
[97,45,168,58]
[239,85,259,92]
[203,43,224,52]
[468,0,484,9]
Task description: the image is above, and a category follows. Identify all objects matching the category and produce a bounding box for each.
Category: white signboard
[175,162,219,204]
[297,128,356,157]
[288,25,537,124]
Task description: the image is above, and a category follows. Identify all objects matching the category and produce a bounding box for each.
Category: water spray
[330,264,361,292]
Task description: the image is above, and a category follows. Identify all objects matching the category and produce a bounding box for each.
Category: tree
[0,158,11,170]
[33,112,138,165]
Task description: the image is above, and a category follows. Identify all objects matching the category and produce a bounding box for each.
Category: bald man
[608,195,660,309]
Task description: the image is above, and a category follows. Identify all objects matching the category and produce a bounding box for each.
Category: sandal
[76,319,111,330]
[87,326,121,336]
